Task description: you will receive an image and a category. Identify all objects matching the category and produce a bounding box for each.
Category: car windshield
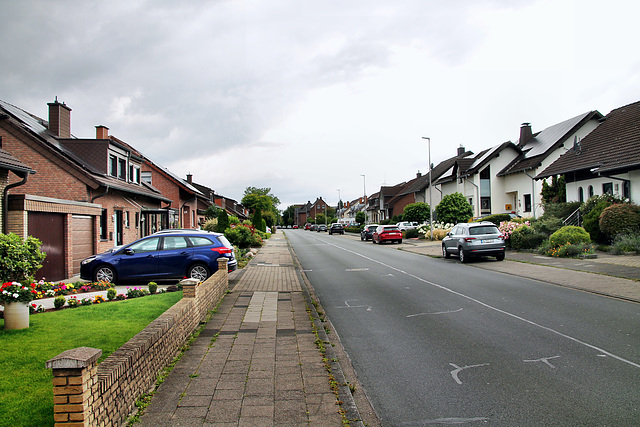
[469,226,500,235]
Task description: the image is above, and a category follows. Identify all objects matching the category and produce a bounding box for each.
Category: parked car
[80,231,237,284]
[304,223,312,230]
[396,221,418,231]
[317,224,328,232]
[441,221,506,263]
[310,224,318,231]
[372,225,403,244]
[360,224,379,241]
[329,223,344,235]
[293,225,299,229]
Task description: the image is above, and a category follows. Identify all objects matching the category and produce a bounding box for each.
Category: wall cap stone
[46,347,102,370]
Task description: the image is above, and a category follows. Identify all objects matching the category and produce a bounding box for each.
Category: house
[0,148,34,234]
[0,99,170,280]
[537,100,640,203]
[496,112,603,217]
[295,197,329,225]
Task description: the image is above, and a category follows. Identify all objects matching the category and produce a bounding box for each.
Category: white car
[396,221,418,231]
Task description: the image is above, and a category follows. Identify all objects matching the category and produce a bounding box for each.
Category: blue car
[80,230,237,284]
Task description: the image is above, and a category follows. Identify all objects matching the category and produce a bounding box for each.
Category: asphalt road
[285,229,640,426]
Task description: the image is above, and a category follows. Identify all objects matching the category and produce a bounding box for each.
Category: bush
[549,226,591,248]
[403,229,419,239]
[542,201,582,220]
[403,203,430,222]
[479,214,511,226]
[202,218,217,232]
[610,233,640,254]
[545,242,595,258]
[225,224,263,249]
[0,233,47,283]
[148,282,158,294]
[126,287,145,299]
[107,288,117,301]
[53,295,66,309]
[582,199,613,244]
[510,225,547,250]
[436,193,473,225]
[67,296,80,308]
[345,226,360,233]
[217,209,230,233]
[531,216,563,236]
[599,204,640,238]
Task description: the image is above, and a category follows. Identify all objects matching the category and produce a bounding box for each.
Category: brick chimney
[96,125,109,139]
[519,122,533,146]
[416,172,422,178]
[48,99,72,138]
[186,173,193,184]
[457,145,466,156]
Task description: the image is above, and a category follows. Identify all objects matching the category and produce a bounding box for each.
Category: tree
[541,175,566,204]
[203,205,220,220]
[242,187,280,214]
[251,209,266,232]
[315,213,327,225]
[216,209,230,233]
[355,211,366,225]
[282,205,296,226]
[435,192,473,224]
[403,202,430,222]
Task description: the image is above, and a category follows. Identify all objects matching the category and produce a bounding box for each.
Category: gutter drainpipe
[3,171,34,234]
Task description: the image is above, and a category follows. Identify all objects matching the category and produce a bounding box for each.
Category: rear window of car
[217,235,233,248]
[383,226,400,231]
[188,236,216,247]
[469,226,500,235]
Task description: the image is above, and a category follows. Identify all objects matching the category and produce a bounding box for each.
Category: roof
[498,111,603,176]
[0,148,34,175]
[537,100,640,179]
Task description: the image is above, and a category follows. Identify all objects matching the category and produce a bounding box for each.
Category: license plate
[481,239,495,243]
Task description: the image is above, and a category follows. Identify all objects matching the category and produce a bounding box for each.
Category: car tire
[459,247,468,263]
[496,252,505,261]
[94,265,116,284]
[361,235,364,240]
[188,263,210,282]
[442,244,450,258]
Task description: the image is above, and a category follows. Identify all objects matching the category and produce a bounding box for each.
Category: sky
[2,0,640,211]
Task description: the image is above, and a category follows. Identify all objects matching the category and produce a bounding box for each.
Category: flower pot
[3,302,30,330]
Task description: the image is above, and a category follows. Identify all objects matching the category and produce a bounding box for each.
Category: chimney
[48,98,72,138]
[186,173,193,184]
[96,125,109,139]
[519,122,533,146]
[457,145,465,156]
[416,172,422,178]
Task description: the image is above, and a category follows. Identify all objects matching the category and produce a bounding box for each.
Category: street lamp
[337,189,341,219]
[360,174,367,224]
[422,137,433,241]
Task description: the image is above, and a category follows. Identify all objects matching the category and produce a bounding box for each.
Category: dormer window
[109,155,118,177]
[118,158,126,180]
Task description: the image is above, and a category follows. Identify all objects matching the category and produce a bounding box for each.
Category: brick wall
[47,258,229,426]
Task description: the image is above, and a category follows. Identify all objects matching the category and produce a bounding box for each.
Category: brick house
[0,148,34,234]
[296,198,329,225]
[0,99,169,281]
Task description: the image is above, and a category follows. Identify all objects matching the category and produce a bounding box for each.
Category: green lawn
[0,291,183,426]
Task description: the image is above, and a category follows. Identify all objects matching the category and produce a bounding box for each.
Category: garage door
[72,215,94,276]
[29,212,65,282]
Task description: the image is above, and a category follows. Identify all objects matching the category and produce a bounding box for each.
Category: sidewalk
[398,238,640,303]
[137,234,363,426]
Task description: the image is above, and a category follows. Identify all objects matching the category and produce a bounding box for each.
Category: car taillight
[464,237,476,242]
[211,247,234,254]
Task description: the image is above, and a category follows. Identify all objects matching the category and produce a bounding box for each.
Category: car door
[157,236,194,278]
[444,226,460,253]
[116,236,161,279]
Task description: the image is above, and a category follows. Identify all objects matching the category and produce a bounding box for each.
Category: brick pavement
[137,234,349,426]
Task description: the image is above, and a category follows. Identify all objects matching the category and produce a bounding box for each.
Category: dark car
[360,224,379,241]
[442,221,506,263]
[372,225,403,244]
[80,231,237,284]
[329,223,344,235]
[317,224,328,232]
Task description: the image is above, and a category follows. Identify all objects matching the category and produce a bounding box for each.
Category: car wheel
[188,264,210,282]
[496,252,505,261]
[442,244,450,258]
[360,235,364,240]
[459,247,468,263]
[94,265,116,284]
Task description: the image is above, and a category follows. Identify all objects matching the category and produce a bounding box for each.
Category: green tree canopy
[216,209,230,233]
[435,192,473,224]
[403,202,430,222]
[242,187,280,213]
[282,205,296,226]
[541,175,566,204]
[355,211,366,225]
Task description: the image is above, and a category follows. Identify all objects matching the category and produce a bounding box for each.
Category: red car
[372,225,403,244]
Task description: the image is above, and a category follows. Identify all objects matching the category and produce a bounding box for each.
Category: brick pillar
[181,278,199,298]
[46,347,102,426]
[217,258,229,290]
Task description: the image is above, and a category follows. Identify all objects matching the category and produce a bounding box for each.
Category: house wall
[565,171,640,203]
[0,169,7,232]
[141,164,198,229]
[391,193,415,218]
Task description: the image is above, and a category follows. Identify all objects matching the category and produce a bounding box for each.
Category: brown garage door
[28,212,65,282]
[72,215,94,276]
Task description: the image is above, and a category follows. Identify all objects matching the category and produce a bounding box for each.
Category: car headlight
[81,257,96,265]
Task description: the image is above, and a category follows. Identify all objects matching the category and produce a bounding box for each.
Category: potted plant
[1,281,37,330]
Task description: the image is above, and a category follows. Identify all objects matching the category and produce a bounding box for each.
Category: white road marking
[449,362,490,385]
[523,355,561,368]
[407,308,463,318]
[311,236,640,370]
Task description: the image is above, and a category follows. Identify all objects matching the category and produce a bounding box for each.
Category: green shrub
[224,224,263,249]
[510,225,547,250]
[599,204,640,238]
[107,288,117,301]
[545,242,595,258]
[126,287,145,299]
[345,226,360,233]
[0,233,47,282]
[67,296,80,308]
[202,218,217,232]
[403,203,430,222]
[542,201,582,220]
[610,232,640,254]
[549,226,591,248]
[403,229,419,239]
[583,199,613,243]
[531,216,563,236]
[53,295,66,309]
[148,282,158,294]
[435,192,474,225]
[216,209,230,233]
[479,213,511,226]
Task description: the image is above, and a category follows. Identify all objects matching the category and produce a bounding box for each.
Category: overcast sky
[2,0,639,210]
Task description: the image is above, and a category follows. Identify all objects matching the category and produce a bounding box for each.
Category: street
[285,229,640,426]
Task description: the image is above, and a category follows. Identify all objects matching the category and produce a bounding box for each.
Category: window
[129,237,160,253]
[624,180,631,199]
[578,187,584,203]
[588,185,594,198]
[480,167,490,179]
[162,236,189,250]
[100,209,108,240]
[141,171,152,184]
[129,165,141,184]
[188,236,215,247]
[118,158,127,180]
[603,182,613,195]
[135,212,140,229]
[109,156,118,177]
[524,194,532,212]
[125,211,130,228]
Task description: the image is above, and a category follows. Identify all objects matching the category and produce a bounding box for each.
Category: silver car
[442,222,506,263]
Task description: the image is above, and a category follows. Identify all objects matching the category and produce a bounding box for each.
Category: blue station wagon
[80,230,237,284]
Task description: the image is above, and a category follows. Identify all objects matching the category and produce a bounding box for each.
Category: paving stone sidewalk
[138,234,346,426]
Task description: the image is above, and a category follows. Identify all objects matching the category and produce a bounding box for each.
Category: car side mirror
[446,232,451,237]
[124,248,134,255]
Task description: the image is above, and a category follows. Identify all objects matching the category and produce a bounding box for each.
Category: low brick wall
[46,258,229,426]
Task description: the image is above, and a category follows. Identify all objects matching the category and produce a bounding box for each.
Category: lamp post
[360,174,367,224]
[422,137,433,241]
[337,189,341,219]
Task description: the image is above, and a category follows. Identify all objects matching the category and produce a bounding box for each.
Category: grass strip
[0,291,183,426]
